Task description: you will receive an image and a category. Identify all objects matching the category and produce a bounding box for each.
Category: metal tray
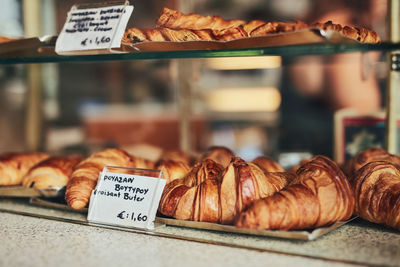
[29,197,354,240]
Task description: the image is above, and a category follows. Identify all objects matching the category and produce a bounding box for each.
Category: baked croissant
[160,149,194,166]
[236,156,355,230]
[312,21,380,44]
[343,148,400,179]
[0,152,50,186]
[155,159,191,184]
[65,148,154,210]
[122,26,247,44]
[201,146,235,169]
[352,161,400,230]
[252,156,284,172]
[159,157,292,224]
[156,7,246,31]
[22,156,83,189]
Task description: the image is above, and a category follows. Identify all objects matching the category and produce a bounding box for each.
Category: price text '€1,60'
[117,211,148,222]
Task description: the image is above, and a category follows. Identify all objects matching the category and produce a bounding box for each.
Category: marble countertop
[0,198,399,267]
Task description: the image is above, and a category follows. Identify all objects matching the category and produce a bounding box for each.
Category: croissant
[201,146,235,169]
[252,156,284,172]
[236,156,355,230]
[311,21,380,44]
[160,149,194,166]
[65,148,154,210]
[156,7,246,31]
[155,159,191,184]
[343,148,400,179]
[122,27,247,44]
[248,20,309,37]
[159,157,292,224]
[0,152,50,186]
[21,156,82,189]
[351,161,400,230]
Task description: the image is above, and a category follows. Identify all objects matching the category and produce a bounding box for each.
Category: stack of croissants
[0,146,399,231]
[122,7,380,45]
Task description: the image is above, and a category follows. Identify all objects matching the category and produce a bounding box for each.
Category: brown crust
[0,152,50,186]
[22,156,83,189]
[351,161,400,230]
[235,156,355,230]
[65,148,152,210]
[159,156,291,224]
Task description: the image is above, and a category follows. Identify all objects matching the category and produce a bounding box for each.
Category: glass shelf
[0,42,399,64]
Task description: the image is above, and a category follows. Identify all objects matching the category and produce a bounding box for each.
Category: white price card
[87,166,166,230]
[55,2,133,54]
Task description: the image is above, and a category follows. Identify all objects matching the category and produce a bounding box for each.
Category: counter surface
[0,198,399,267]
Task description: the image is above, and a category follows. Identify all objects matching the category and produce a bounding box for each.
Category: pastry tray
[0,186,64,198]
[0,29,361,58]
[120,28,354,53]
[29,197,355,241]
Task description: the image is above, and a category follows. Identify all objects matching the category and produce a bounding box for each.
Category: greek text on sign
[87,166,166,230]
[55,3,133,54]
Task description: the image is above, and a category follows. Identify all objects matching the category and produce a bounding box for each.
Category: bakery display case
[1,1,400,266]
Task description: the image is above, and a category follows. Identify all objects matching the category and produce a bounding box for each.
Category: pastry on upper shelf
[312,21,380,44]
[155,159,191,184]
[252,156,284,173]
[235,156,354,230]
[351,161,400,231]
[159,157,292,224]
[200,146,235,169]
[343,148,400,179]
[22,156,83,189]
[246,20,309,37]
[65,148,154,210]
[0,152,50,186]
[156,7,246,31]
[122,26,247,44]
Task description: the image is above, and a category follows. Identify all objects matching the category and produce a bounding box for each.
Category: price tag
[87,166,166,230]
[55,2,133,54]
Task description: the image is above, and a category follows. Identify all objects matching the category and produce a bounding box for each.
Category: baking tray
[0,36,57,58]
[0,186,64,198]
[29,197,354,240]
[119,29,358,53]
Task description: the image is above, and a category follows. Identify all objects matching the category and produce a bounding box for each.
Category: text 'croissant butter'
[87,166,166,230]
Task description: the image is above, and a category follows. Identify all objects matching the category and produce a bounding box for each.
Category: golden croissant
[22,156,82,189]
[252,156,284,173]
[351,161,400,231]
[235,156,354,230]
[65,148,153,210]
[155,159,191,184]
[0,152,50,186]
[159,157,293,224]
[201,146,235,169]
[343,148,400,179]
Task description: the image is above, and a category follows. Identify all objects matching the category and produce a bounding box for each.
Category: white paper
[56,4,133,54]
[87,167,166,230]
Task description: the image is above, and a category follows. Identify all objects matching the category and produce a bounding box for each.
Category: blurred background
[0,0,390,165]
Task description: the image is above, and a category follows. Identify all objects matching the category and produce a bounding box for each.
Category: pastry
[22,156,83,189]
[159,157,292,224]
[343,148,400,179]
[235,156,354,230]
[122,26,247,44]
[160,149,194,166]
[155,159,191,184]
[156,7,246,31]
[201,146,235,169]
[312,21,381,44]
[65,148,153,210]
[351,161,400,231]
[252,156,284,172]
[0,152,50,186]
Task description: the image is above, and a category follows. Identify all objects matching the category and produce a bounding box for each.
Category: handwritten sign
[55,4,133,54]
[87,166,166,230]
